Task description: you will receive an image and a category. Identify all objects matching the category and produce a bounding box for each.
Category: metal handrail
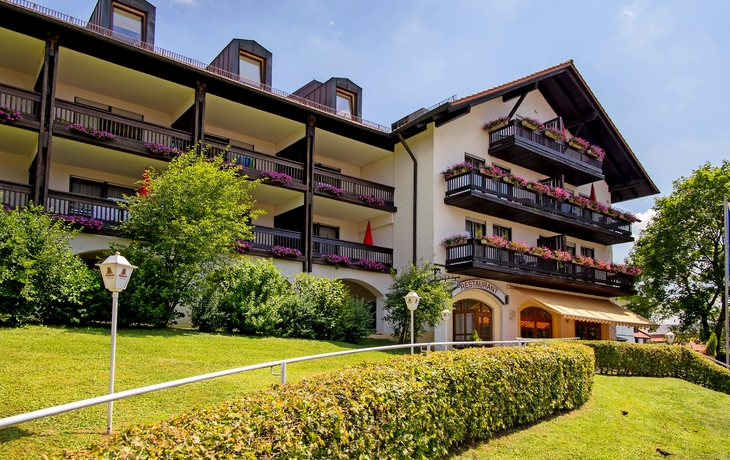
[0,340,524,429]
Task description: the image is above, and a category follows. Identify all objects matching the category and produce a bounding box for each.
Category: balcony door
[453,299,492,342]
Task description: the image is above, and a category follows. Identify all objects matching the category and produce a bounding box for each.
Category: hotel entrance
[453,299,492,342]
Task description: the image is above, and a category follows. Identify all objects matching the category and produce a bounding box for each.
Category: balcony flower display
[503,174,527,187]
[618,211,640,223]
[260,170,293,186]
[440,234,469,248]
[233,239,253,254]
[355,258,388,272]
[481,235,508,248]
[521,117,544,131]
[526,181,551,195]
[551,250,573,263]
[529,246,553,259]
[479,164,506,178]
[144,142,183,156]
[572,255,594,267]
[547,186,571,200]
[440,162,472,180]
[505,240,530,254]
[316,183,346,196]
[483,116,509,132]
[53,214,105,231]
[593,259,612,271]
[269,245,301,257]
[568,195,593,208]
[321,254,352,266]
[67,123,117,141]
[611,264,642,276]
[590,201,609,214]
[543,127,565,141]
[358,194,385,207]
[586,145,606,160]
[568,137,590,151]
[0,105,23,123]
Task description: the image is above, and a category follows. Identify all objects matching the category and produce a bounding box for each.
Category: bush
[278,274,351,341]
[62,342,594,459]
[583,341,730,395]
[706,332,718,356]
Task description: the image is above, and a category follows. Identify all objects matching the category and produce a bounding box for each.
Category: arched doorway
[452,299,492,341]
[341,279,381,332]
[520,307,552,338]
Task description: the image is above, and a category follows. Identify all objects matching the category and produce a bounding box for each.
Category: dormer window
[336,89,355,117]
[239,52,264,84]
[112,3,144,42]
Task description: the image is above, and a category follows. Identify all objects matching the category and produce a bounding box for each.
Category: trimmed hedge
[584,341,730,394]
[61,342,593,459]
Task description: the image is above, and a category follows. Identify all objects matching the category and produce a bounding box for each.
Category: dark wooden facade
[88,0,156,45]
[208,39,273,87]
[293,77,363,119]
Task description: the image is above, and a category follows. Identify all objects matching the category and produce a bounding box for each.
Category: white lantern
[664,331,676,345]
[405,291,421,311]
[96,252,137,292]
[441,309,451,323]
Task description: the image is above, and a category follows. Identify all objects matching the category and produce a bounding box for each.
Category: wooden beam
[608,179,643,192]
[304,115,316,272]
[502,83,537,103]
[507,92,528,121]
[34,35,58,209]
[564,111,597,129]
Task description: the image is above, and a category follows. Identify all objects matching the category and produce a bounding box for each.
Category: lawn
[0,326,406,459]
[457,374,730,460]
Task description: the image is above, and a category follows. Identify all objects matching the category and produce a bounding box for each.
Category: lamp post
[665,331,676,345]
[96,252,136,435]
[441,308,451,351]
[404,291,421,354]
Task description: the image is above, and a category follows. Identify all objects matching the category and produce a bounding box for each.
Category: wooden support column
[193,81,206,152]
[33,36,59,208]
[304,115,316,272]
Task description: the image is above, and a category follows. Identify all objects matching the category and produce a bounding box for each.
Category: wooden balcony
[52,100,194,159]
[0,83,41,131]
[0,180,32,209]
[446,241,635,297]
[313,235,393,269]
[249,225,305,261]
[314,169,396,211]
[488,120,604,186]
[444,172,632,245]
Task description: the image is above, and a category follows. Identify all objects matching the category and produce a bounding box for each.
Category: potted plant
[0,105,23,124]
[440,162,472,180]
[479,164,505,178]
[520,117,544,131]
[440,234,469,248]
[67,123,117,141]
[529,246,552,259]
[269,245,302,257]
[144,142,183,157]
[354,258,388,272]
[593,259,612,271]
[321,254,351,268]
[260,170,293,186]
[551,250,573,264]
[483,116,509,132]
[526,181,551,195]
[572,255,594,267]
[547,186,571,200]
[585,145,606,160]
[568,136,590,151]
[544,127,565,141]
[481,235,508,248]
[506,240,530,254]
[316,183,346,196]
[503,174,527,187]
[358,194,385,207]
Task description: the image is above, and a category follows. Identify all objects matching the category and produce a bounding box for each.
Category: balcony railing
[446,241,635,296]
[314,169,395,209]
[444,172,632,245]
[53,100,194,157]
[0,83,41,129]
[0,181,32,208]
[488,120,603,186]
[313,236,393,267]
[250,226,303,254]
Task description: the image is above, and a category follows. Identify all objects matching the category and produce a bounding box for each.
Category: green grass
[456,374,730,460]
[0,326,406,459]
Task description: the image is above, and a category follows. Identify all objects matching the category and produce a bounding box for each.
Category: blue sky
[40,0,730,260]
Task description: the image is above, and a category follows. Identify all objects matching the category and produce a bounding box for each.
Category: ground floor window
[575,321,601,340]
[520,306,552,338]
[453,299,492,341]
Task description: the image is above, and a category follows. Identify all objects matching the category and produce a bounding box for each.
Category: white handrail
[0,340,523,429]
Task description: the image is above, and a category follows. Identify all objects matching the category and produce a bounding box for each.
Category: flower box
[354,258,388,272]
[481,235,508,248]
[521,117,544,131]
[0,105,23,124]
[483,116,509,132]
[441,162,473,180]
[440,234,469,248]
[544,128,565,141]
[551,250,573,263]
[358,194,385,207]
[316,183,346,196]
[617,211,640,223]
[529,246,552,259]
[321,254,351,266]
[53,214,105,232]
[503,174,527,187]
[67,123,116,141]
[572,255,594,267]
[568,137,590,151]
[260,170,293,186]
[526,181,551,195]
[505,240,530,254]
[479,164,505,178]
[547,187,571,201]
[144,142,183,157]
[585,145,605,160]
[233,239,253,254]
[269,245,301,257]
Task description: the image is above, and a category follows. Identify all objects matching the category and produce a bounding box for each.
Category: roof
[515,287,658,327]
[634,330,652,339]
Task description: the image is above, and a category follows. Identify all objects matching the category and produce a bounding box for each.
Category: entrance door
[453,299,492,341]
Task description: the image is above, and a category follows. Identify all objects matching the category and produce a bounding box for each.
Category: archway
[341,279,383,332]
[452,299,492,342]
[520,306,553,338]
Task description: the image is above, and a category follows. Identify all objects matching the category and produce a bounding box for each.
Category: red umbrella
[139,168,151,196]
[363,221,373,246]
[589,184,597,202]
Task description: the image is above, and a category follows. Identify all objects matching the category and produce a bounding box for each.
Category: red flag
[140,168,151,196]
[363,221,373,246]
[589,184,597,202]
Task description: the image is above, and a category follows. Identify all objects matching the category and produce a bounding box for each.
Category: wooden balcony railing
[314,168,395,208]
[445,172,631,240]
[250,226,303,253]
[0,83,41,129]
[446,241,635,294]
[313,235,393,267]
[204,141,306,188]
[46,190,128,229]
[0,181,33,208]
[53,100,193,157]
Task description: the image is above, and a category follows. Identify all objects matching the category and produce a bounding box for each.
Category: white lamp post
[441,308,451,350]
[96,252,136,435]
[404,291,421,354]
[665,330,676,345]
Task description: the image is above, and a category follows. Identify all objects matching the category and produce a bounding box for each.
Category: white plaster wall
[312,213,359,242]
[0,66,36,90]
[357,214,393,249]
[252,204,275,227]
[69,233,130,255]
[204,124,276,155]
[0,150,33,183]
[312,155,360,178]
[361,154,394,187]
[48,161,139,192]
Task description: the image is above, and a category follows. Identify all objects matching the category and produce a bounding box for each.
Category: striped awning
[514,287,658,327]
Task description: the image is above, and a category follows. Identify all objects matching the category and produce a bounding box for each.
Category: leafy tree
[628,161,730,340]
[0,203,96,325]
[706,332,718,356]
[383,260,453,343]
[115,150,263,325]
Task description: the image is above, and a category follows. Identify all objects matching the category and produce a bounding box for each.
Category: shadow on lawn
[0,426,33,443]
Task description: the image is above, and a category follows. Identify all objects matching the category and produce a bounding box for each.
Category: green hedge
[61,342,593,459]
[583,341,730,394]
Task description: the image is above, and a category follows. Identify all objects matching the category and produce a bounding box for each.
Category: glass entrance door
[452,299,492,341]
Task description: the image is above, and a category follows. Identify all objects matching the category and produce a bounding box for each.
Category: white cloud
[632,209,656,238]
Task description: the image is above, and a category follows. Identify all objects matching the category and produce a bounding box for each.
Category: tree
[115,150,263,325]
[383,260,453,343]
[0,203,96,325]
[627,161,730,340]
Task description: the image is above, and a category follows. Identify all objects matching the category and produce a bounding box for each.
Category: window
[112,4,144,42]
[493,224,511,241]
[313,223,339,239]
[464,155,485,170]
[520,307,553,339]
[465,219,486,239]
[239,52,264,84]
[336,89,355,117]
[452,299,492,342]
[74,97,144,122]
[70,177,135,200]
[576,321,601,340]
[581,246,595,258]
[566,243,576,257]
[493,163,510,175]
[314,163,341,173]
